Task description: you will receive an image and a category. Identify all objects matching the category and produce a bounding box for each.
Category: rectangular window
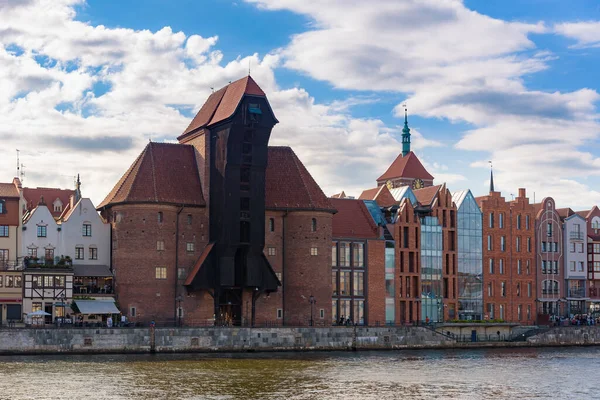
[331,242,337,267]
[547,222,552,237]
[340,271,350,295]
[277,309,283,319]
[487,303,494,319]
[0,225,8,237]
[352,243,364,268]
[570,261,576,271]
[578,243,584,253]
[155,267,167,279]
[526,215,530,230]
[54,276,65,287]
[82,224,92,237]
[553,261,559,274]
[75,247,84,260]
[320,309,325,319]
[499,213,504,228]
[526,260,530,275]
[332,300,338,324]
[499,304,505,320]
[130,307,136,317]
[177,267,187,280]
[44,275,53,287]
[517,215,521,230]
[186,242,195,252]
[158,212,163,223]
[528,282,532,297]
[527,305,531,320]
[32,302,42,313]
[499,259,505,275]
[542,242,547,252]
[578,261,585,272]
[501,282,506,297]
[310,247,318,256]
[5,275,13,288]
[553,242,558,252]
[14,276,22,288]
[353,271,364,296]
[489,259,494,274]
[157,240,165,251]
[353,300,365,325]
[570,242,576,253]
[518,305,522,321]
[89,247,98,260]
[339,242,350,266]
[0,249,8,263]
[268,247,276,256]
[487,283,493,297]
[487,235,493,251]
[516,237,521,252]
[500,236,506,252]
[332,271,338,295]
[187,214,192,225]
[32,275,42,288]
[489,212,494,228]
[517,259,522,275]
[527,237,531,252]
[27,248,37,257]
[37,225,47,238]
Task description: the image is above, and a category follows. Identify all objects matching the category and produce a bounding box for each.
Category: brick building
[576,207,600,316]
[477,187,536,324]
[99,76,334,326]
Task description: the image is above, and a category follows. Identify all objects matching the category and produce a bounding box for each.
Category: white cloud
[555,21,600,48]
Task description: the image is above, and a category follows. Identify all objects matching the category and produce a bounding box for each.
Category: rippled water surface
[0,347,599,399]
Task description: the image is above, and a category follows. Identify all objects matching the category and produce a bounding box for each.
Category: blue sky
[1,0,600,208]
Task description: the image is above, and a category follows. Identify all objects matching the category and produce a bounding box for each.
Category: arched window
[269,218,275,232]
[311,218,317,232]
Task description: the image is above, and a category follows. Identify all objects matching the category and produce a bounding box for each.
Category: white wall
[22,205,59,260]
[59,198,110,266]
[564,214,587,280]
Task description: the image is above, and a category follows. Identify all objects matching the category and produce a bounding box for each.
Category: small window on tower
[269,218,275,232]
[158,212,163,223]
[311,218,317,232]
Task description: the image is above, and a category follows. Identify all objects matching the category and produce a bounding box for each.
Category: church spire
[489,161,495,192]
[402,104,411,157]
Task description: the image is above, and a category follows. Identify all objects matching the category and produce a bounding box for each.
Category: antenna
[511,193,515,200]
[16,149,20,178]
[210,87,214,93]
[248,58,251,76]
[20,163,25,184]
[489,160,492,169]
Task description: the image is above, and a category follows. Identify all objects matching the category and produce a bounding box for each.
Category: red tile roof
[414,185,441,206]
[179,76,269,138]
[358,185,396,207]
[377,151,434,182]
[184,242,214,286]
[331,191,346,199]
[556,207,574,219]
[98,142,205,209]
[23,187,74,218]
[331,198,379,239]
[576,209,591,219]
[0,182,19,198]
[265,146,335,211]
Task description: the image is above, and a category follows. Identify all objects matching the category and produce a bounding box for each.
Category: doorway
[45,304,53,324]
[217,289,242,326]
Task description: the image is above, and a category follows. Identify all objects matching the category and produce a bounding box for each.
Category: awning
[75,300,120,314]
[73,264,112,277]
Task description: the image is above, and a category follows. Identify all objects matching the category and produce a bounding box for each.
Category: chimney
[518,188,526,198]
[69,194,75,209]
[12,177,22,189]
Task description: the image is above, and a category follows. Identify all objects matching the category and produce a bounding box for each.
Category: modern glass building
[453,190,483,320]
[421,216,443,322]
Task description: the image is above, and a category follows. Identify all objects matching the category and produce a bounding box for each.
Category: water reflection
[0,347,598,399]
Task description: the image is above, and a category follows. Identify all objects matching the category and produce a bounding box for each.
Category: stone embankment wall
[0,326,450,355]
[1,326,599,355]
[527,326,600,346]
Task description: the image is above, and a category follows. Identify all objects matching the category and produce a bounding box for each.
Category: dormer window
[53,198,63,213]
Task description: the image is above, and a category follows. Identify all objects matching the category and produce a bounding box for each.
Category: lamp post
[309,295,316,327]
[176,295,183,327]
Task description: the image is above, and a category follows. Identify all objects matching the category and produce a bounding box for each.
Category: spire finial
[489,160,495,193]
[401,102,411,157]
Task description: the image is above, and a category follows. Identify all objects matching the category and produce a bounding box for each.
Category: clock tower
[376,107,434,189]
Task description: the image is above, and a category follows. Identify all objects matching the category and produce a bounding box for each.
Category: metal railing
[0,260,24,271]
[542,289,560,295]
[570,231,584,240]
[568,288,586,298]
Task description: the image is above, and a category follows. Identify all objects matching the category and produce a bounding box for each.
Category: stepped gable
[265,146,335,212]
[179,76,270,139]
[97,142,205,209]
[331,198,379,239]
[23,187,74,218]
[413,184,441,207]
[377,151,434,182]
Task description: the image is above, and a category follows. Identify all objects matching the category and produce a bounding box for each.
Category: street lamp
[309,295,316,327]
[176,295,183,327]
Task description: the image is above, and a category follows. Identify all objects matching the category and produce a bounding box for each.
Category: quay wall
[0,326,599,355]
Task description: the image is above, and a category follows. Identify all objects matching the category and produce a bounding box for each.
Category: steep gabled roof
[377,151,434,182]
[331,191,346,199]
[331,198,379,239]
[576,209,591,219]
[179,76,272,139]
[23,187,74,218]
[265,146,335,212]
[557,207,574,220]
[414,184,441,207]
[98,142,205,209]
[358,185,396,207]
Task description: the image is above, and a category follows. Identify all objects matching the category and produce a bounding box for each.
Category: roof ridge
[149,143,159,202]
[359,200,379,236]
[98,145,146,208]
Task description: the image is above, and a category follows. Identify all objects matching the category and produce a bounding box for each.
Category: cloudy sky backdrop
[1,0,600,208]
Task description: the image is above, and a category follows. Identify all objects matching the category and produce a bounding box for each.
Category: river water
[0,347,598,399]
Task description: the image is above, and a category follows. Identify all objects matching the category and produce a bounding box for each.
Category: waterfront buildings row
[2,76,600,327]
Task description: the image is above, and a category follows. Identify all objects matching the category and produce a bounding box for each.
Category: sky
[1,0,600,209]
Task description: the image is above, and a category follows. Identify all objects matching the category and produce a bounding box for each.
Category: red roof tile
[23,187,74,218]
[265,147,335,211]
[358,185,396,207]
[184,242,214,286]
[556,207,574,219]
[377,151,434,182]
[331,198,379,239]
[331,191,346,199]
[179,76,268,138]
[0,182,19,198]
[98,142,205,209]
[413,185,441,206]
[576,209,591,219]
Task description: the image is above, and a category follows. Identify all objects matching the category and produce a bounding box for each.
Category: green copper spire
[402,105,411,157]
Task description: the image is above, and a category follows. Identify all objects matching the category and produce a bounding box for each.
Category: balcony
[568,288,586,298]
[0,260,24,271]
[542,289,560,295]
[570,231,584,241]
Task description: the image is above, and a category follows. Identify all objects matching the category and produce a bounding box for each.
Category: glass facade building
[421,216,443,322]
[454,190,483,320]
[331,241,366,325]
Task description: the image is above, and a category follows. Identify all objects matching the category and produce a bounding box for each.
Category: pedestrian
[150,320,155,328]
[425,316,430,325]
[107,316,113,328]
[121,314,127,327]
